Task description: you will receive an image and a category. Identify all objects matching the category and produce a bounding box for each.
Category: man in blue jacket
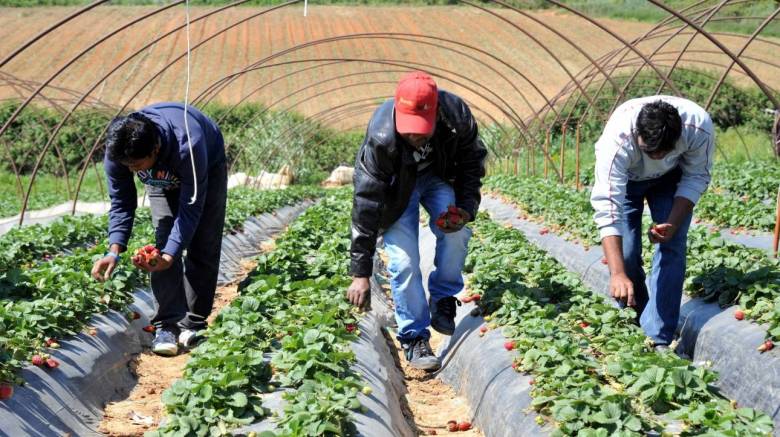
[91,102,227,357]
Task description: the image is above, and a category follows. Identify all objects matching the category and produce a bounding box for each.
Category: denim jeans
[147,162,228,331]
[383,171,472,343]
[622,168,691,345]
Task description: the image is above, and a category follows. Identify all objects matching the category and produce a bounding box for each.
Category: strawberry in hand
[132,244,174,272]
[435,204,470,233]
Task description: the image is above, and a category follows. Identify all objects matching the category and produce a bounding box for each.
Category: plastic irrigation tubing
[66,0,304,217]
[704,6,780,111]
[191,56,529,135]
[224,78,512,172]
[208,66,516,149]
[197,32,551,126]
[647,0,779,109]
[521,0,704,132]
[0,0,109,69]
[230,93,505,173]
[190,34,535,130]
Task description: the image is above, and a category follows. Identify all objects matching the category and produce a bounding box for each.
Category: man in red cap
[347,71,487,370]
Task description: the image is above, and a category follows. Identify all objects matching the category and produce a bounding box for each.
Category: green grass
[0,168,134,218]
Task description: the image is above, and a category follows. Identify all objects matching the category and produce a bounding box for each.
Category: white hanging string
[304,0,308,17]
[184,0,198,205]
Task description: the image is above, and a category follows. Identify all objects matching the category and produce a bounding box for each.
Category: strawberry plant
[487,174,780,346]
[0,186,322,393]
[466,215,774,435]
[152,190,365,436]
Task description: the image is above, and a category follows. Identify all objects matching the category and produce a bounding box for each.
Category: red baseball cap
[394,71,438,135]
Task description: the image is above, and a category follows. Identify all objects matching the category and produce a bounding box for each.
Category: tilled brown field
[1,5,778,128]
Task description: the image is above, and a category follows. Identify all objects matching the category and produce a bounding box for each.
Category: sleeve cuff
[599,225,622,239]
[162,241,182,259]
[108,233,128,249]
[349,261,373,278]
[674,186,702,204]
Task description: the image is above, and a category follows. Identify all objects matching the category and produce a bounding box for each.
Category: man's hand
[610,272,636,307]
[133,252,174,273]
[347,277,371,310]
[648,223,676,244]
[436,206,471,234]
[91,255,118,282]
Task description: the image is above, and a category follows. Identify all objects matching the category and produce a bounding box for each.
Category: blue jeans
[622,168,691,345]
[383,172,472,343]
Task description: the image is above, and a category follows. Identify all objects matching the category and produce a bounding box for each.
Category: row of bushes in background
[484,67,777,171]
[0,101,362,185]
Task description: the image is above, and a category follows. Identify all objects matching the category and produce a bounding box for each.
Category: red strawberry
[143,245,156,254]
[479,325,488,334]
[446,420,458,432]
[45,338,56,347]
[504,340,515,351]
[470,294,481,302]
[346,324,356,333]
[448,205,459,214]
[435,218,446,229]
[0,383,13,400]
[579,322,589,328]
[529,379,535,385]
[539,227,549,235]
[458,421,472,431]
[32,355,44,366]
[45,358,59,369]
[511,361,517,370]
[734,310,745,320]
[758,340,774,353]
[461,295,473,303]
[142,325,156,333]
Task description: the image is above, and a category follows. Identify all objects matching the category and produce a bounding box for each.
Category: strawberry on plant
[45,358,59,369]
[539,227,549,235]
[361,386,373,395]
[479,325,488,334]
[142,325,156,333]
[579,321,589,328]
[470,294,481,302]
[0,383,13,400]
[734,309,744,320]
[346,323,356,333]
[504,340,515,351]
[45,338,56,347]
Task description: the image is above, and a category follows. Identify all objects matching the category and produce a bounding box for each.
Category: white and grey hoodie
[590,95,715,240]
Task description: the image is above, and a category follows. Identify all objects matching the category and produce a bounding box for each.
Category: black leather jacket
[349,90,488,277]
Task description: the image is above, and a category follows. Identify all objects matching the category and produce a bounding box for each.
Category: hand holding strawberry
[648,222,676,244]
[435,205,470,233]
[132,245,174,272]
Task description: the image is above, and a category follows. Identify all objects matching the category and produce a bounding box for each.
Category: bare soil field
[1,5,777,128]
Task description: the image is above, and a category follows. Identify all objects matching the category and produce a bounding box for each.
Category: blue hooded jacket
[105,102,226,258]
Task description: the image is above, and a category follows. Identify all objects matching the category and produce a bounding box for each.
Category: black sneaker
[430,296,460,335]
[402,337,440,371]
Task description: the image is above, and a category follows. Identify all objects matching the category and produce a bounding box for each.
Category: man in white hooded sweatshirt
[590,96,715,351]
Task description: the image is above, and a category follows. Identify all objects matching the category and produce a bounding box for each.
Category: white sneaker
[178,329,202,348]
[152,328,178,356]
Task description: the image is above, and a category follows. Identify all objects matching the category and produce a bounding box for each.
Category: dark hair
[105,113,158,163]
[635,100,682,153]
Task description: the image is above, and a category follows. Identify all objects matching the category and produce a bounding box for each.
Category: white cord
[304,0,307,16]
[184,0,198,205]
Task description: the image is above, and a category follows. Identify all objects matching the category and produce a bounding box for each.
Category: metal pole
[575,124,581,191]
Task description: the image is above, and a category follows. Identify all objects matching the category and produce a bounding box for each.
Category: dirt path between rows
[98,256,262,436]
[387,330,484,437]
